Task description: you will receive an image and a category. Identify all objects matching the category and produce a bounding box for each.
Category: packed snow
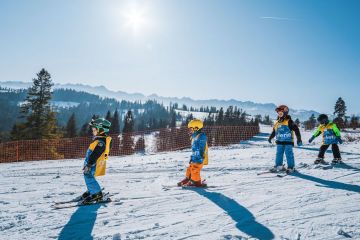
[0,126,359,240]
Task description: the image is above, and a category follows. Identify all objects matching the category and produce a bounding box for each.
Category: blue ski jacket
[190,131,208,164]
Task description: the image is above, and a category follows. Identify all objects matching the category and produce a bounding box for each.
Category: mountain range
[0,81,320,121]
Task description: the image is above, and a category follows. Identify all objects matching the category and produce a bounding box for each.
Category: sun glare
[123,5,148,35]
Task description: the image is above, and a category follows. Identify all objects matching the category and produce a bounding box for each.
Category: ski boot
[314,158,328,165]
[286,167,295,174]
[177,178,190,187]
[81,191,90,200]
[82,191,103,204]
[269,165,286,173]
[332,158,343,164]
[183,180,207,188]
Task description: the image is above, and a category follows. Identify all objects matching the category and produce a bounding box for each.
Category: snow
[50,101,80,108]
[175,109,211,121]
[0,126,360,239]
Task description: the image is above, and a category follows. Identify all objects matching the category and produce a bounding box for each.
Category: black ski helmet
[317,114,329,124]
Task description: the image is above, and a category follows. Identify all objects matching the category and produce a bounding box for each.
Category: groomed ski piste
[1,126,360,240]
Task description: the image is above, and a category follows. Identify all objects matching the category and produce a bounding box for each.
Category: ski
[181,184,208,189]
[257,171,278,175]
[54,188,105,205]
[52,192,112,209]
[277,170,298,178]
[52,198,112,209]
[276,173,289,178]
[257,170,286,176]
[54,196,83,205]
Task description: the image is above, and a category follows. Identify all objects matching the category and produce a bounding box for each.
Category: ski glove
[268,138,272,144]
[83,165,92,175]
[337,137,343,144]
[308,136,315,143]
[297,140,303,146]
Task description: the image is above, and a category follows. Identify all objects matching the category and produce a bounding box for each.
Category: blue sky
[0,0,359,114]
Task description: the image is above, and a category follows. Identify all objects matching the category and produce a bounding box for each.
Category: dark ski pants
[318,144,341,159]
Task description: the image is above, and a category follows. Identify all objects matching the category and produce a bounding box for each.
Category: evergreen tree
[170,110,176,128]
[105,110,112,122]
[216,107,224,125]
[14,68,59,140]
[121,110,134,154]
[79,123,90,137]
[334,97,347,119]
[110,109,120,134]
[304,114,316,130]
[350,115,359,130]
[65,113,77,138]
[123,110,134,133]
[260,115,272,125]
[295,118,301,127]
[333,97,347,128]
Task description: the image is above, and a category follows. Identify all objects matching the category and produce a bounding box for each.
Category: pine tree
[79,123,89,137]
[216,107,224,126]
[105,110,112,122]
[304,114,316,130]
[334,97,347,119]
[121,110,134,154]
[123,110,134,133]
[263,115,272,125]
[295,118,301,127]
[169,110,176,128]
[350,115,359,130]
[65,113,77,138]
[110,109,120,134]
[334,97,347,128]
[15,68,59,140]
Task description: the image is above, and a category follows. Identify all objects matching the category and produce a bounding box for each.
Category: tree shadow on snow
[58,204,101,240]
[191,188,275,240]
[292,172,360,194]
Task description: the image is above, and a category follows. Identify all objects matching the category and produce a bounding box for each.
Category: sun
[123,6,148,35]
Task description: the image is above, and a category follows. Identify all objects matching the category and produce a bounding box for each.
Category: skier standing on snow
[81,118,112,203]
[178,119,208,187]
[308,114,343,164]
[268,105,302,173]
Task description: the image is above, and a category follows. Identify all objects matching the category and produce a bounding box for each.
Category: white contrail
[260,16,299,21]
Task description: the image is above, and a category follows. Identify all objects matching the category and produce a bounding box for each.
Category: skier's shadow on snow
[58,204,101,240]
[296,146,360,156]
[292,172,360,194]
[191,189,274,240]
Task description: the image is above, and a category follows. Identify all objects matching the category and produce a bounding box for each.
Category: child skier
[81,118,112,203]
[308,114,343,164]
[268,105,302,173]
[178,119,208,187]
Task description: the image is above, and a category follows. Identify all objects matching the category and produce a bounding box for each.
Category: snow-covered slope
[0,126,359,239]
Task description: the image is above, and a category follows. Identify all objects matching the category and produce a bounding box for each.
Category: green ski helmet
[89,118,111,134]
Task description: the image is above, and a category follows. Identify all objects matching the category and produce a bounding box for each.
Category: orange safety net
[0,125,259,163]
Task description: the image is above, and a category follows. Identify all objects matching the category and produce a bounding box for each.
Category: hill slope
[0,127,359,239]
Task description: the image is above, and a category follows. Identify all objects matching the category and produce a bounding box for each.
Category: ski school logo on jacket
[191,132,208,165]
[323,129,337,145]
[274,119,293,142]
